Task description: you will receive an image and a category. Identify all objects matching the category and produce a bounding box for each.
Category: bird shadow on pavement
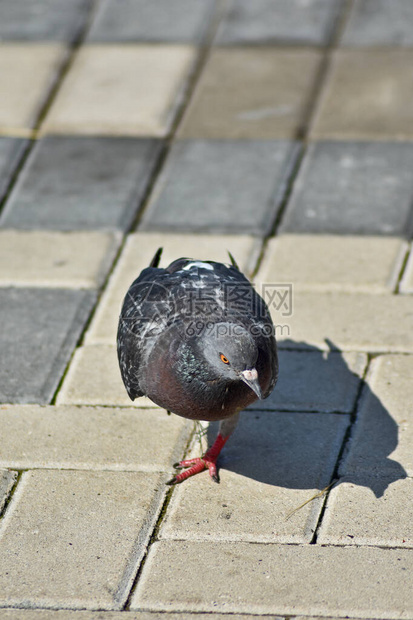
[208,339,407,498]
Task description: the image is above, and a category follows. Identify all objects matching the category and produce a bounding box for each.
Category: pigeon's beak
[240,368,263,400]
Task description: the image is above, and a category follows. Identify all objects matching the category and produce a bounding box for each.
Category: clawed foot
[166,432,229,486]
[166,456,219,485]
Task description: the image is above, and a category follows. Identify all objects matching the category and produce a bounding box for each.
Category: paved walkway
[1,0,413,618]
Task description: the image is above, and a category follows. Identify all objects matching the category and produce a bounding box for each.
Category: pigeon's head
[197,322,263,399]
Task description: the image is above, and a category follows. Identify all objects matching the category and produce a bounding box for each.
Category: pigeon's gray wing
[117,265,173,400]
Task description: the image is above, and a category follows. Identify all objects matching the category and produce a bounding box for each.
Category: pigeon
[117,248,278,484]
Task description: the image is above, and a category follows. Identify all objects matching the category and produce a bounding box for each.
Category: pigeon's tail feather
[149,247,163,268]
[228,251,240,270]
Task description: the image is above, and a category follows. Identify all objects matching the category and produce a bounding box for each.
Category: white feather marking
[181,261,214,271]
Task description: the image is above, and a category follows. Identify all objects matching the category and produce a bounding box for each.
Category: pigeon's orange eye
[220,354,230,364]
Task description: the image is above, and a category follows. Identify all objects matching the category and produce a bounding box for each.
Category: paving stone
[340,355,413,479]
[0,613,259,620]
[178,48,322,139]
[0,288,96,404]
[140,140,299,234]
[88,0,215,43]
[0,136,162,231]
[132,540,413,615]
[0,405,191,472]
[318,476,413,547]
[249,349,367,413]
[311,49,413,141]
[0,231,120,288]
[0,44,67,131]
[0,469,166,609]
[0,470,17,515]
[267,291,413,353]
[341,0,413,47]
[0,137,27,203]
[85,232,260,345]
[160,410,348,543]
[258,234,407,293]
[43,45,196,137]
[280,141,413,236]
[56,344,158,408]
[0,0,92,42]
[399,245,413,293]
[215,0,342,45]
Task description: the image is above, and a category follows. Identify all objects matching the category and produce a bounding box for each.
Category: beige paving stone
[265,291,413,352]
[85,232,260,345]
[400,244,413,293]
[258,234,407,294]
[250,349,367,413]
[55,344,159,408]
[341,354,413,477]
[318,476,413,548]
[42,45,197,137]
[0,469,17,514]
[0,43,67,131]
[0,470,165,609]
[132,540,413,616]
[178,47,322,139]
[0,230,120,288]
[160,411,348,543]
[0,404,191,471]
[311,49,413,140]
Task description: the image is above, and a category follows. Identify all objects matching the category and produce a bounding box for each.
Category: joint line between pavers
[310,351,372,544]
[122,421,200,611]
[130,0,226,233]
[0,471,22,525]
[48,292,98,405]
[395,242,412,294]
[0,2,96,219]
[252,143,306,278]
[34,1,100,135]
[305,0,355,140]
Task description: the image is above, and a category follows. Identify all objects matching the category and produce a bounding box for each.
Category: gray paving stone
[0,470,165,609]
[160,411,348,543]
[132,540,413,616]
[0,288,96,404]
[0,405,191,472]
[280,141,413,236]
[0,0,92,42]
[249,349,367,413]
[341,0,413,47]
[0,470,17,515]
[1,136,162,231]
[140,140,299,234]
[88,0,215,43]
[0,138,27,204]
[318,475,413,547]
[340,355,413,483]
[215,0,343,45]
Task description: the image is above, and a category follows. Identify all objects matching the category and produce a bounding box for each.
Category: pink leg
[166,433,229,485]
